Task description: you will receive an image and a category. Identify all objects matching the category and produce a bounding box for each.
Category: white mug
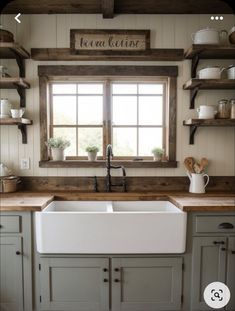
[187,172,209,194]
[0,99,11,117]
[197,105,217,119]
[11,108,25,118]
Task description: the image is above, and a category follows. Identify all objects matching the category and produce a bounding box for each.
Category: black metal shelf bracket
[10,49,26,78]
[190,86,199,109]
[191,54,200,78]
[16,86,26,107]
[189,125,198,144]
[18,124,27,144]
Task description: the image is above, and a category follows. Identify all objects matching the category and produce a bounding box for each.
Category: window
[39,65,177,167]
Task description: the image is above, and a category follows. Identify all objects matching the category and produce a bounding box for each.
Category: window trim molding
[39,65,177,167]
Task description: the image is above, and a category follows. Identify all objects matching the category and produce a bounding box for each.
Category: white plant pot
[87,151,97,161]
[153,154,162,161]
[51,148,65,161]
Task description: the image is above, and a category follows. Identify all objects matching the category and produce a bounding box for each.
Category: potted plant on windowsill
[46,137,70,161]
[152,147,164,161]
[85,145,99,161]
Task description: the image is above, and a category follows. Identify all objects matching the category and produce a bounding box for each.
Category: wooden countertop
[0,192,234,212]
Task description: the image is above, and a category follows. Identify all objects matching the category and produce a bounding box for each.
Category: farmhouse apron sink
[35,201,187,254]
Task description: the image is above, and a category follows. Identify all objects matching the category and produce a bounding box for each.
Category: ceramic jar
[226,65,235,79]
[0,99,11,118]
[197,105,217,119]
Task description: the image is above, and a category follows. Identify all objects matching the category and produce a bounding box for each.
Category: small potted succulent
[46,137,70,161]
[86,145,99,161]
[151,147,164,161]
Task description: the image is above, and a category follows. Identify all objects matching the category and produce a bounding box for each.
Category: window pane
[112,96,137,125]
[52,84,76,94]
[139,84,163,94]
[139,96,163,125]
[53,96,76,125]
[112,84,137,94]
[77,84,103,94]
[78,96,103,125]
[113,128,137,156]
[78,128,103,156]
[139,128,163,156]
[53,127,77,156]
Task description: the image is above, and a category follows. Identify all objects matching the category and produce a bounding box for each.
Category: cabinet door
[226,236,235,311]
[191,237,227,311]
[39,257,109,311]
[0,237,23,311]
[112,257,183,311]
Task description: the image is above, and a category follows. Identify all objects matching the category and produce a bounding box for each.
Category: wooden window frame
[39,65,177,168]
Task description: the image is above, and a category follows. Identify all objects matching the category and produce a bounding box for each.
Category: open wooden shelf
[0,117,33,144]
[183,79,235,109]
[0,77,30,89]
[184,44,235,60]
[183,118,235,144]
[31,48,184,61]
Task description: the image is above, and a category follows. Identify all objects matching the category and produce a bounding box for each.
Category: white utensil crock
[197,105,217,119]
[0,99,11,117]
[198,67,224,79]
[0,163,11,177]
[191,28,227,44]
[187,172,209,194]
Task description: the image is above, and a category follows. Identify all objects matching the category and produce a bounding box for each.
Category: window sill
[39,160,177,168]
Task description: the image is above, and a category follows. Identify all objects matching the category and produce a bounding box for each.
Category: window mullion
[137,83,139,157]
[76,83,78,156]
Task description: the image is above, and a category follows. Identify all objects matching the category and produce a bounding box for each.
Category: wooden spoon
[199,157,209,172]
[184,157,195,173]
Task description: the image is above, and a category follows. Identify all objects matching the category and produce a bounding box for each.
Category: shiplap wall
[0,14,235,177]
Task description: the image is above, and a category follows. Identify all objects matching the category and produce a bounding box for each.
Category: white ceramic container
[0,99,11,117]
[0,163,11,177]
[11,108,25,118]
[197,105,217,119]
[226,65,235,79]
[35,201,187,254]
[198,66,224,79]
[191,28,226,44]
[187,172,209,194]
[87,151,97,161]
[51,148,65,161]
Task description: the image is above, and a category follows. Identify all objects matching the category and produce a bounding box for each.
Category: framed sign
[70,29,150,51]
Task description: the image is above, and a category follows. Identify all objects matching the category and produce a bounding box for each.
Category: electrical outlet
[20,158,30,170]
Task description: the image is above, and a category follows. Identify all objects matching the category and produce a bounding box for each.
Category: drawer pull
[103,278,109,283]
[218,222,234,230]
[221,247,226,251]
[16,251,21,255]
[0,225,2,228]
[103,268,108,272]
[114,279,120,283]
[232,251,235,255]
[213,241,225,245]
[114,268,120,272]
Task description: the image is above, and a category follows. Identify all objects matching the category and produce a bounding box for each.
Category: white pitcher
[187,172,209,194]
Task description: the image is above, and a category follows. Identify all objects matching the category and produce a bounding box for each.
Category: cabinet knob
[221,247,226,251]
[103,268,108,272]
[114,279,120,283]
[218,222,234,230]
[231,251,235,254]
[16,251,21,255]
[0,225,3,228]
[114,268,120,272]
[213,241,225,245]
[103,278,109,283]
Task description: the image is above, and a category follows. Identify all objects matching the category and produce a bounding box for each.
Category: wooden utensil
[184,157,195,173]
[194,162,201,174]
[199,157,209,172]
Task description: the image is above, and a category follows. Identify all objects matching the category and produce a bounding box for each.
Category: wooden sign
[70,29,150,51]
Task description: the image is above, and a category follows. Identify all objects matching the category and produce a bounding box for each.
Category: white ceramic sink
[35,201,187,254]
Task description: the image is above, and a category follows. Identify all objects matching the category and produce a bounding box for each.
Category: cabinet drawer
[0,216,21,233]
[195,215,235,234]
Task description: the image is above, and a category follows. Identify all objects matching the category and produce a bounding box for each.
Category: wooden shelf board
[39,160,178,168]
[183,79,235,90]
[184,44,235,59]
[31,48,184,61]
[0,42,30,59]
[0,118,32,125]
[183,119,235,126]
[0,77,30,89]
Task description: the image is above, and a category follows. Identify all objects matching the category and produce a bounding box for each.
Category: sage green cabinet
[191,236,235,311]
[112,257,183,311]
[39,257,109,311]
[0,236,24,311]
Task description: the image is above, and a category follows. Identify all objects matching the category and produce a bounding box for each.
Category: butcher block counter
[0,192,234,212]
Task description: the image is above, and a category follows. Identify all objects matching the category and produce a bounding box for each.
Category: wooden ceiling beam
[101,0,114,18]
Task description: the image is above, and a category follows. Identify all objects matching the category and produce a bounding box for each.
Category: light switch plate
[20,158,30,170]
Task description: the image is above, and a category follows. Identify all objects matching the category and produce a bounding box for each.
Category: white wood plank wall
[0,14,235,177]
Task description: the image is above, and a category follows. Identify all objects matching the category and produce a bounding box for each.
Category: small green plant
[151,147,164,156]
[46,137,70,149]
[85,145,99,153]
